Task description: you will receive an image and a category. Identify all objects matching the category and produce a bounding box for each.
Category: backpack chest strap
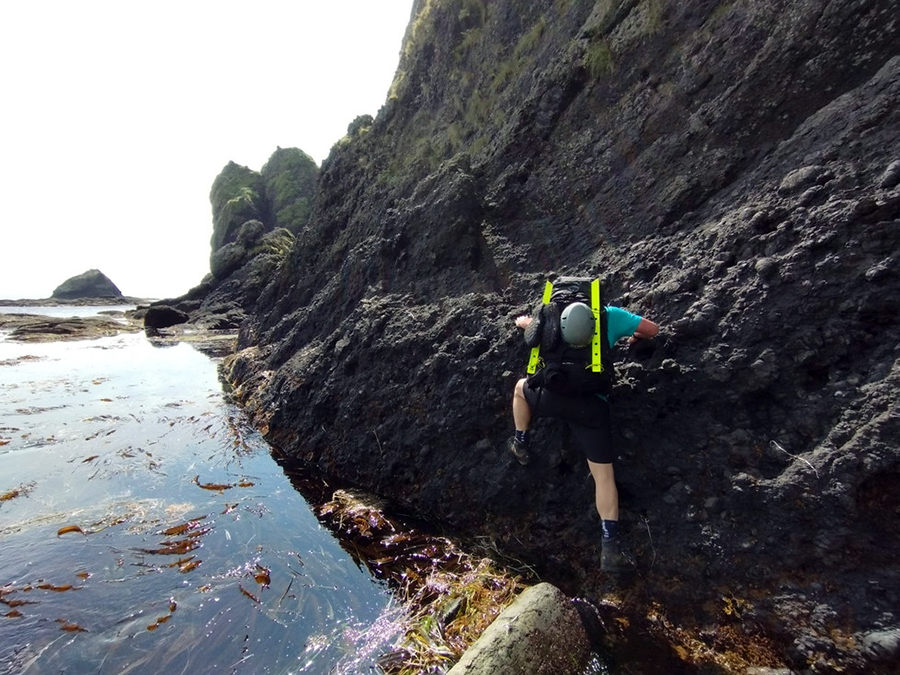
[590,278,603,373]
[526,281,554,375]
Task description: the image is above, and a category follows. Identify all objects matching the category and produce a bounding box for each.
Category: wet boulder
[143,305,189,329]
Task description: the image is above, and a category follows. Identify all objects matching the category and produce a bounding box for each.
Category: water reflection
[0,304,137,318]
[0,331,400,674]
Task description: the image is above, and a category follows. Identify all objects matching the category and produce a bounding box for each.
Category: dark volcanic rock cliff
[219,1,898,672]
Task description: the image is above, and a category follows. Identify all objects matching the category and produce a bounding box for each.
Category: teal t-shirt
[606,306,642,344]
[593,306,642,401]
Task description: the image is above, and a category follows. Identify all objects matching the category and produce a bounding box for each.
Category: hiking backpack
[523,276,614,396]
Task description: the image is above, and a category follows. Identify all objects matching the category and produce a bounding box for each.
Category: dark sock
[601,519,619,541]
[514,430,530,445]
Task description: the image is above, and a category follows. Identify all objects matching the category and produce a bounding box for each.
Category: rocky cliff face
[220,1,899,671]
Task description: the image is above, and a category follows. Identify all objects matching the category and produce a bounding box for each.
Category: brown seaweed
[57,525,86,537]
[191,475,233,492]
[316,489,523,673]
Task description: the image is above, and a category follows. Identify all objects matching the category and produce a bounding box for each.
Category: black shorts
[523,379,614,464]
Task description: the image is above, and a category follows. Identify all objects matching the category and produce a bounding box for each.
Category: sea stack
[51,269,123,299]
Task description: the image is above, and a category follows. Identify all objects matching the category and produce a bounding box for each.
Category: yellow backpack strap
[590,278,603,373]
[526,281,554,374]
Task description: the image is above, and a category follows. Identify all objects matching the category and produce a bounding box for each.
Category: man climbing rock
[509,277,659,575]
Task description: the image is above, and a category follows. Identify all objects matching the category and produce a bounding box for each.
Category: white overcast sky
[0,1,413,300]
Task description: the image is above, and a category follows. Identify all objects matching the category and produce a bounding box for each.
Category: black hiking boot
[507,436,531,466]
[600,537,631,575]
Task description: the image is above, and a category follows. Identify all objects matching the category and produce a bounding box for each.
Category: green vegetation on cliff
[208,148,318,273]
[209,162,266,252]
[261,147,319,234]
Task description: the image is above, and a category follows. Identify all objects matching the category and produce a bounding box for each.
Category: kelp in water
[317,489,524,674]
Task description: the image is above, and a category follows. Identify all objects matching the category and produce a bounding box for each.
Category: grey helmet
[560,302,595,347]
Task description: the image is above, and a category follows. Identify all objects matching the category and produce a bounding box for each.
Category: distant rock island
[0,269,153,306]
[52,269,122,300]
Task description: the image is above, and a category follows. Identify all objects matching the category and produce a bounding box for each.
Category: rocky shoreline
[0,311,142,342]
[0,296,154,307]
[0,307,236,358]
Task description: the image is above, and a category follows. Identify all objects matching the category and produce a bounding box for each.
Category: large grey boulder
[447,583,593,675]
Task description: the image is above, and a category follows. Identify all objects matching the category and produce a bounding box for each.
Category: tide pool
[0,326,401,674]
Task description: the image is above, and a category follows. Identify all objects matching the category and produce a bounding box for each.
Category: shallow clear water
[0,304,137,318]
[0,323,401,674]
